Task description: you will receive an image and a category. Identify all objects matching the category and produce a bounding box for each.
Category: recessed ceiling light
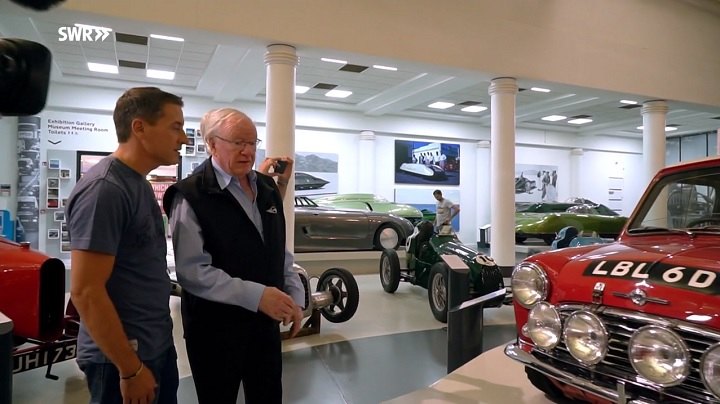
[372,64,397,71]
[530,87,551,93]
[295,85,310,94]
[321,58,347,64]
[541,115,566,122]
[87,62,118,74]
[146,69,175,80]
[620,99,638,105]
[567,118,593,124]
[461,105,488,113]
[428,102,454,109]
[150,34,184,42]
[325,89,352,98]
[636,125,678,132]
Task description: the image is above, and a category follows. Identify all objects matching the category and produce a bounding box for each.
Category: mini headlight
[700,343,720,399]
[563,310,608,365]
[527,302,561,349]
[511,262,548,308]
[629,326,689,386]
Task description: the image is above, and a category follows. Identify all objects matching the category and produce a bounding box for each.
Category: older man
[163,108,303,404]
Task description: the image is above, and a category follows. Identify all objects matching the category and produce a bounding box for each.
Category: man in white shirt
[433,189,460,230]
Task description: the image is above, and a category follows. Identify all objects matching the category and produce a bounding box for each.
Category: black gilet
[163,159,286,326]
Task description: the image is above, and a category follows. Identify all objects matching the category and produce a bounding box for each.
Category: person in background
[163,108,303,404]
[67,87,187,404]
[433,189,460,231]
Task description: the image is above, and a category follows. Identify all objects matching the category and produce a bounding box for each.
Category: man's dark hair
[433,189,442,196]
[113,87,183,143]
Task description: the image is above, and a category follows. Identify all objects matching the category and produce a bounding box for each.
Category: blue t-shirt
[66,156,173,363]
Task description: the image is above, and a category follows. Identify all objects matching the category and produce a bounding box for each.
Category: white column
[476,140,491,229]
[264,44,298,248]
[569,148,584,198]
[641,100,668,185]
[358,130,376,193]
[488,78,518,270]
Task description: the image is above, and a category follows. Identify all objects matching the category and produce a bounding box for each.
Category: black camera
[275,160,288,174]
[0,38,52,116]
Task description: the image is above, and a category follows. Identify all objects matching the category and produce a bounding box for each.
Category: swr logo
[58,26,112,42]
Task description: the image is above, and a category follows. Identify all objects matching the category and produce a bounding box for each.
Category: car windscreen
[628,168,719,232]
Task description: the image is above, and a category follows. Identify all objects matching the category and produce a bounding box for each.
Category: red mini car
[506,156,720,404]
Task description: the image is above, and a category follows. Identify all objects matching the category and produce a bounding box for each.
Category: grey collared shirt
[169,157,304,311]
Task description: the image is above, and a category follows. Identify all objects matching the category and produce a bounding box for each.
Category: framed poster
[394,140,460,185]
[515,164,558,203]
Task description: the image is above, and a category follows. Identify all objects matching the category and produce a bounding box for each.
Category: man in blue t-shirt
[67,87,188,404]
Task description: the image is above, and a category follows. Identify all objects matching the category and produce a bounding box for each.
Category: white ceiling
[2,5,719,139]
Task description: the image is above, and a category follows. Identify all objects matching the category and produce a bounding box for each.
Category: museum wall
[1,82,649,252]
[0,116,19,228]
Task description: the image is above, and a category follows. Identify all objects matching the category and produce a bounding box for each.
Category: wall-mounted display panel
[394,140,460,185]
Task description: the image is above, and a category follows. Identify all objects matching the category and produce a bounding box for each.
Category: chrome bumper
[504,343,656,404]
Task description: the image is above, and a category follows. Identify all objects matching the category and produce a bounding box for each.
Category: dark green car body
[379,221,505,322]
[515,203,628,245]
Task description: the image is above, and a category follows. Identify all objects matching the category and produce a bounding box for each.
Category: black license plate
[13,338,77,374]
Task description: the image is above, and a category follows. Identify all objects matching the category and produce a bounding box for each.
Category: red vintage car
[0,239,79,378]
[505,156,720,404]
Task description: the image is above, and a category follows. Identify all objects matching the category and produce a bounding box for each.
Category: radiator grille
[532,305,720,403]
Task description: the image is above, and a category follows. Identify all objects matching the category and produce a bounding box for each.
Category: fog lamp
[527,302,561,349]
[563,310,607,365]
[700,343,720,398]
[628,326,689,386]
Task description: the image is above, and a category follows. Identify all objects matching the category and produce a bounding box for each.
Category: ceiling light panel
[568,118,593,124]
[321,57,347,64]
[372,64,397,71]
[146,69,175,80]
[530,87,551,93]
[461,105,487,113]
[87,62,118,74]
[150,34,184,42]
[541,115,567,122]
[428,102,455,109]
[325,89,352,98]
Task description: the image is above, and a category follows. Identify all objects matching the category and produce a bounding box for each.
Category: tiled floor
[11,270,524,404]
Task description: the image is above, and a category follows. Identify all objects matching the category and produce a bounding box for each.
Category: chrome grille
[534,304,720,403]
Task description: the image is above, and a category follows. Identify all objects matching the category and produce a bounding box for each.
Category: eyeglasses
[212,135,262,150]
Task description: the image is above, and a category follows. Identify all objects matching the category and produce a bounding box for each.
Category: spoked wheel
[316,267,359,323]
[428,262,449,323]
[379,248,401,293]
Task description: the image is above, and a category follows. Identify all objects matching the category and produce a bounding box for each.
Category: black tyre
[427,262,449,323]
[515,234,526,244]
[316,267,359,323]
[525,367,565,401]
[379,248,401,293]
[374,224,400,250]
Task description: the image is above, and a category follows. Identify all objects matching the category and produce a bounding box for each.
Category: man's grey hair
[200,108,254,152]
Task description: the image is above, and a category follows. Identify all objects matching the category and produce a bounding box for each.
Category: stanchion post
[1,311,13,404]
[444,255,485,374]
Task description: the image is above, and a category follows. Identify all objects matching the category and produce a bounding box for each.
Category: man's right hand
[119,364,157,404]
[258,286,297,322]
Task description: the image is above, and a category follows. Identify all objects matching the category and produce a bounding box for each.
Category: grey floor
[11,251,529,404]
